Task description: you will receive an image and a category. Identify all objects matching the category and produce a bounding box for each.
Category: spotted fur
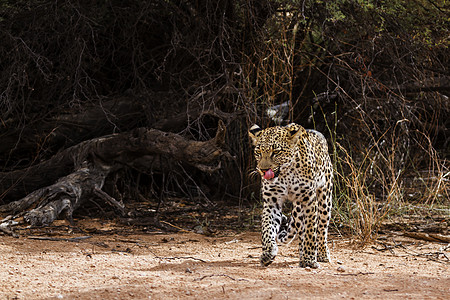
[249,123,333,268]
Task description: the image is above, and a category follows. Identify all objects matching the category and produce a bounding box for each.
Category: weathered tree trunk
[0,121,228,226]
[0,97,147,170]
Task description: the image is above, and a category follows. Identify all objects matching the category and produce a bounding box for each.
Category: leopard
[248,123,333,268]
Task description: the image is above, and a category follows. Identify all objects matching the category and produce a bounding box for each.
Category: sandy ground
[0,219,449,300]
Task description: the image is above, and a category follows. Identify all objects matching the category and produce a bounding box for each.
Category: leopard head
[248,123,306,180]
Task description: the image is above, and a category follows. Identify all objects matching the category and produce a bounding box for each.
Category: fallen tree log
[0,97,146,171]
[403,232,450,243]
[0,121,228,226]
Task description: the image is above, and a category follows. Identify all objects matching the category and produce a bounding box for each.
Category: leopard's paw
[260,252,276,267]
[299,259,319,269]
[317,253,330,263]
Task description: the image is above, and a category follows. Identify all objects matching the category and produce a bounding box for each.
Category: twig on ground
[334,272,375,276]
[403,232,450,243]
[372,241,403,254]
[375,239,450,265]
[194,274,249,282]
[159,220,191,233]
[27,236,92,242]
[116,238,142,244]
[419,251,450,264]
[157,256,208,263]
[225,239,240,244]
[248,246,262,250]
[148,249,208,262]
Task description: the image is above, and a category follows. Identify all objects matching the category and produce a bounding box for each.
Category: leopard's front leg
[260,198,283,267]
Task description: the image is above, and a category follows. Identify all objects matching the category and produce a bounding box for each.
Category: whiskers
[248,169,260,179]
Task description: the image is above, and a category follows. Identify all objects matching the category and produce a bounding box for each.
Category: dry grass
[329,112,449,245]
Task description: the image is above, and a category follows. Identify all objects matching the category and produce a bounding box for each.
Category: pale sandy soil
[0,219,448,300]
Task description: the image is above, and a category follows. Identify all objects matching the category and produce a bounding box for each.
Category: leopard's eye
[254,149,261,157]
[272,147,282,155]
[270,149,281,158]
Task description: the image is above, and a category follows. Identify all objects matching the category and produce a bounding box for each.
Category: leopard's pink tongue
[263,169,275,180]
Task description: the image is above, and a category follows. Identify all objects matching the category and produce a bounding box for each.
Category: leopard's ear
[285,123,306,145]
[248,124,262,146]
